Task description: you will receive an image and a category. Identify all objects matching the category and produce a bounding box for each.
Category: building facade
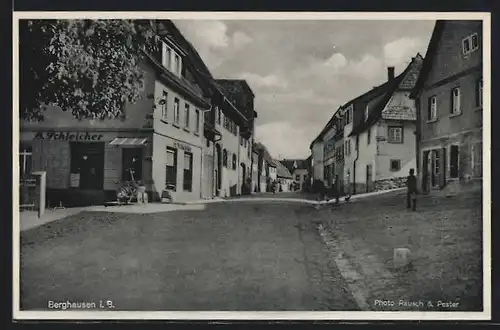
[276,161,293,192]
[282,159,309,191]
[349,55,423,193]
[410,20,483,193]
[20,21,216,206]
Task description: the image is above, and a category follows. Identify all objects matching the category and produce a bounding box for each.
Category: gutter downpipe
[353,133,360,195]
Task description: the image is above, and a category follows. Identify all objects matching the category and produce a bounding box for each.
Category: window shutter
[440,148,447,187]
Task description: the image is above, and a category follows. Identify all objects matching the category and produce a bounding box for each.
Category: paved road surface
[20,200,358,311]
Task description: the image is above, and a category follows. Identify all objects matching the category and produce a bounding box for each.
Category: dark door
[366,164,372,193]
[71,142,105,190]
[422,150,430,193]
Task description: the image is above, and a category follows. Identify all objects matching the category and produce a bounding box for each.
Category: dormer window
[161,41,182,77]
[365,105,369,121]
[462,33,479,55]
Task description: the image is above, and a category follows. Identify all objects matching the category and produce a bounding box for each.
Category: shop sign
[34,131,104,141]
[173,142,192,152]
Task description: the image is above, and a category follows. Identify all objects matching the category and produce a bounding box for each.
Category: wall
[269,166,277,181]
[375,120,417,180]
[292,168,308,190]
[251,151,259,193]
[311,140,324,181]
[354,125,377,192]
[21,63,156,132]
[420,71,482,142]
[151,79,205,201]
[215,113,241,197]
[238,135,253,190]
[425,21,483,88]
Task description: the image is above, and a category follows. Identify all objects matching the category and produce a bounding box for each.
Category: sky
[175,19,436,160]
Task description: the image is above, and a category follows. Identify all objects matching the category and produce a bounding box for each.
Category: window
[183,152,193,191]
[390,159,401,172]
[122,148,143,181]
[428,96,437,121]
[345,107,352,125]
[232,154,237,170]
[184,103,190,128]
[206,139,210,148]
[450,145,459,178]
[388,126,403,143]
[451,87,461,114]
[223,149,228,167]
[161,91,168,121]
[173,98,180,124]
[365,105,369,121]
[367,127,371,145]
[476,78,483,107]
[471,142,482,178]
[295,174,300,181]
[195,109,200,133]
[162,43,172,69]
[217,107,222,125]
[19,144,32,178]
[174,54,181,75]
[462,37,471,54]
[166,147,177,187]
[463,33,479,55]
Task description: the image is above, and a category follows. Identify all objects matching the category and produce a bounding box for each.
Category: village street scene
[17,18,485,314]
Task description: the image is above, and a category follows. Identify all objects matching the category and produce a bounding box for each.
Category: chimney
[387,66,395,81]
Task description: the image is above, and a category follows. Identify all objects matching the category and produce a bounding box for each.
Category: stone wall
[374,176,407,191]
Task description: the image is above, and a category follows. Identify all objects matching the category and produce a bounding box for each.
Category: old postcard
[12,11,491,321]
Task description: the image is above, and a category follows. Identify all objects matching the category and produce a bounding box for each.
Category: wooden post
[32,171,46,218]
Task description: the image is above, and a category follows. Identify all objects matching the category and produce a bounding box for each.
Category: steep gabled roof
[276,161,293,179]
[281,159,309,172]
[215,79,256,121]
[349,53,423,137]
[254,142,276,166]
[410,20,444,99]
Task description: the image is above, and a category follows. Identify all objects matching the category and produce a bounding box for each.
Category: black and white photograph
[13,12,491,320]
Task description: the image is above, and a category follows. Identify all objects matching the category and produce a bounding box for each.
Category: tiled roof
[254,142,276,166]
[349,53,423,136]
[410,21,445,99]
[276,161,293,179]
[281,159,309,172]
[215,79,255,121]
[382,105,417,121]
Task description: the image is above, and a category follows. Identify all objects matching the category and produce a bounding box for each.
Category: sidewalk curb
[184,188,406,206]
[317,224,371,311]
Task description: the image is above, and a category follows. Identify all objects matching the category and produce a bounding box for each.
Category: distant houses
[310,19,484,197]
[410,20,483,194]
[310,54,424,195]
[275,161,293,192]
[281,159,310,191]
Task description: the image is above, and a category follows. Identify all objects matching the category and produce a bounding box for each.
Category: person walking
[406,168,417,211]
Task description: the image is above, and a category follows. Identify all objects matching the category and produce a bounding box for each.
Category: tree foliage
[19,19,160,121]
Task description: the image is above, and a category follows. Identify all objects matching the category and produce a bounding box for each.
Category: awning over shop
[109,137,148,147]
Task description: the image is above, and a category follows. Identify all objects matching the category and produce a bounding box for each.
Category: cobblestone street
[20,200,358,311]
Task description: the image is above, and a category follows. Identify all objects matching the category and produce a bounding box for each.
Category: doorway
[366,164,373,193]
[70,142,105,190]
[215,143,222,196]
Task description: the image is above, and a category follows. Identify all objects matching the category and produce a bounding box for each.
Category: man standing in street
[407,168,417,211]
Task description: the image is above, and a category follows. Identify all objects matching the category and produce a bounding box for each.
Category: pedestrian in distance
[406,168,417,211]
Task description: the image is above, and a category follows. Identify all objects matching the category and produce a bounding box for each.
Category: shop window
[19,143,32,178]
[70,142,104,190]
[450,145,460,178]
[166,147,177,187]
[390,159,401,172]
[222,149,228,167]
[388,126,403,143]
[122,148,143,182]
[183,152,193,191]
[232,154,237,170]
